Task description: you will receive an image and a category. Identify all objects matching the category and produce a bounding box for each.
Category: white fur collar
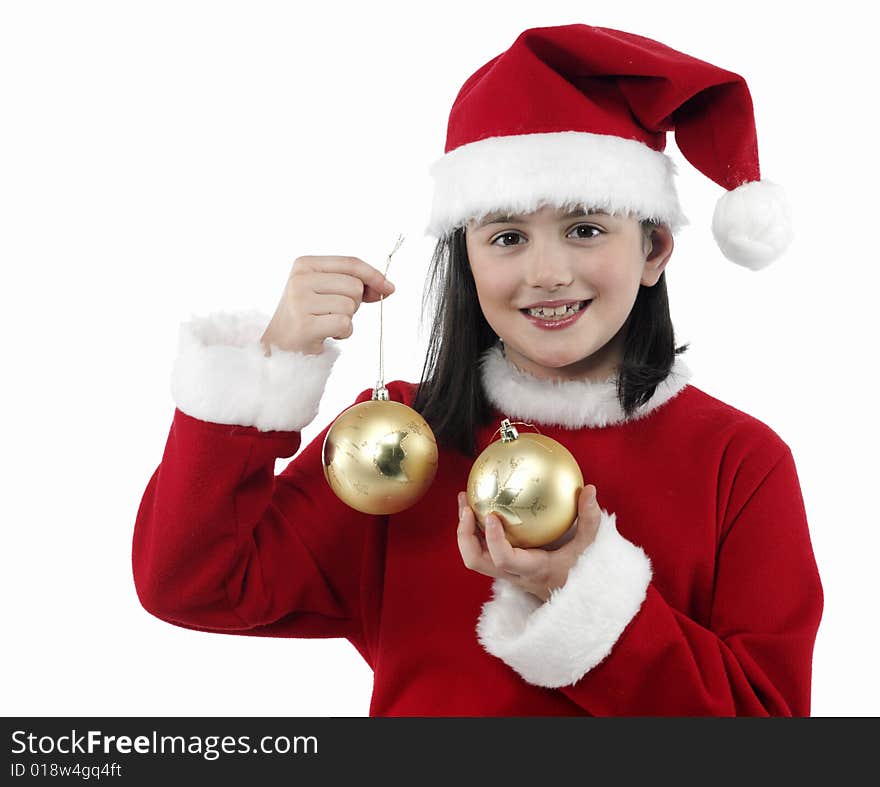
[479,342,693,429]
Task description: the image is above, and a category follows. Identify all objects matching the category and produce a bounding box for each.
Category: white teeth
[526,301,587,318]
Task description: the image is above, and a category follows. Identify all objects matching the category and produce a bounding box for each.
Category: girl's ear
[641,225,674,286]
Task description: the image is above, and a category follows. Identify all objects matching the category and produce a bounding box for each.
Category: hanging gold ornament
[466,419,583,549]
[323,399,438,515]
[322,234,438,515]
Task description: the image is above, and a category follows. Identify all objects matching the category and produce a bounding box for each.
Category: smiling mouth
[520,300,592,320]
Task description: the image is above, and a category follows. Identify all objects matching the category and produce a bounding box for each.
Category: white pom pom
[711,180,793,270]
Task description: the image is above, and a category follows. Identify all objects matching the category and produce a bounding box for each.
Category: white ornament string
[372,233,405,401]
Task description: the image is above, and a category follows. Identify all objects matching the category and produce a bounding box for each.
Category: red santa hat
[424,24,793,270]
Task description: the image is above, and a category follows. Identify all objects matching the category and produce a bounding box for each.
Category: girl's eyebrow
[475,208,609,228]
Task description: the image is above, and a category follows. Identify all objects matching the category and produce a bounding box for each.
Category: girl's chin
[504,346,600,377]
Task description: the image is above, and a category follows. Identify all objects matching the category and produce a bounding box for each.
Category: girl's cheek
[591,260,629,292]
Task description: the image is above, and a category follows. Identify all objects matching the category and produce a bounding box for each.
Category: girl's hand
[456,485,602,602]
[260,255,395,356]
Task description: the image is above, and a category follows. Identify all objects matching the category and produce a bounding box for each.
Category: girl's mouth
[520,300,592,330]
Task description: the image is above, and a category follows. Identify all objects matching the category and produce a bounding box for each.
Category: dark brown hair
[412,220,690,457]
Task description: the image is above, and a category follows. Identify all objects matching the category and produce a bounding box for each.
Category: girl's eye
[490,231,524,247]
[569,224,603,240]
[489,224,603,247]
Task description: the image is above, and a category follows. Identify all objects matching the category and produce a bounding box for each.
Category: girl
[132,23,823,716]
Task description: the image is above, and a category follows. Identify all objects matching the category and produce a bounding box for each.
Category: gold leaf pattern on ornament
[473,464,543,526]
[404,420,425,437]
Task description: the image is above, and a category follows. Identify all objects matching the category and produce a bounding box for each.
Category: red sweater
[133,312,823,716]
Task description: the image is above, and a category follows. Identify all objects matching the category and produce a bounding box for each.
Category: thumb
[580,484,597,512]
[575,484,601,544]
[362,276,396,304]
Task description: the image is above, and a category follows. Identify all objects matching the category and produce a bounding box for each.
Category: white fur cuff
[476,510,652,688]
[170,309,341,432]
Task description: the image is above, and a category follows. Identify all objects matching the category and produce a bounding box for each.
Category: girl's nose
[524,246,575,290]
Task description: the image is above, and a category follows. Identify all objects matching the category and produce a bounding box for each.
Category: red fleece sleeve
[558,447,823,715]
[132,387,382,650]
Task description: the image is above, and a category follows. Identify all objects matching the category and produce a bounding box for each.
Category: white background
[2,0,876,716]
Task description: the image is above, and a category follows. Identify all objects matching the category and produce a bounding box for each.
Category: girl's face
[465,204,674,382]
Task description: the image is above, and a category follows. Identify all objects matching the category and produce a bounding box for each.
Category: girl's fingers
[484,515,550,579]
[456,494,495,574]
[457,494,549,580]
[301,257,395,304]
[303,292,358,318]
[483,515,521,575]
[571,484,601,549]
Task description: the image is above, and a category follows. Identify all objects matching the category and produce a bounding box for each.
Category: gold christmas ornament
[322,234,439,515]
[322,398,438,515]
[467,419,583,549]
